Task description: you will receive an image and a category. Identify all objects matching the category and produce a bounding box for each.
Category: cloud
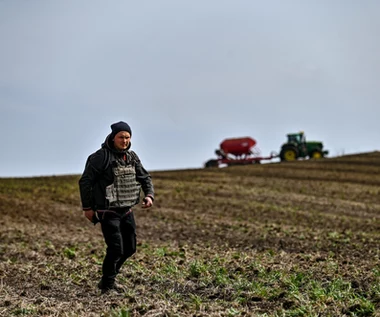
[0,0,379,176]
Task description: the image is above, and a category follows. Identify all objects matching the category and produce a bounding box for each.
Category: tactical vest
[105,154,141,208]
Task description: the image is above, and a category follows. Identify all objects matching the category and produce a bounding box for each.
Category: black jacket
[78,134,154,210]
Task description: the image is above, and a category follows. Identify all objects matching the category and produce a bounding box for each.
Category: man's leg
[115,212,136,274]
[100,214,122,289]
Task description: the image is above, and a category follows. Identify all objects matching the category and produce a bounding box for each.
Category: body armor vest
[105,156,141,208]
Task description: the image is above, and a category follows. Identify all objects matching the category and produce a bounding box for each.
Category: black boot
[98,279,126,294]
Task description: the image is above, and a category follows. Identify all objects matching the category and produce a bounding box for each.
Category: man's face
[113,131,131,151]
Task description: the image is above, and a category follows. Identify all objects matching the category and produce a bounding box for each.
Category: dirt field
[0,152,379,316]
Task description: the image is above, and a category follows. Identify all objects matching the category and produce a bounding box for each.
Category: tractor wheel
[280,146,298,162]
[310,150,323,159]
[205,159,219,168]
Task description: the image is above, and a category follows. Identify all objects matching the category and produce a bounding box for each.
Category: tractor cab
[287,132,306,145]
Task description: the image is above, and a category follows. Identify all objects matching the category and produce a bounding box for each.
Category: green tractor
[280,131,329,162]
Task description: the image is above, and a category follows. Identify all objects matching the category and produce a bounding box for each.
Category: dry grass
[0,152,379,316]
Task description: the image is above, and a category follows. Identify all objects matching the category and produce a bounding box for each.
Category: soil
[0,151,379,316]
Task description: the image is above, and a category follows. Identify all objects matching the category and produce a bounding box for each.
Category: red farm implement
[204,137,278,168]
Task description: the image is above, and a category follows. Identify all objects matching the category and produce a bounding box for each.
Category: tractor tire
[205,159,219,168]
[310,150,323,159]
[280,146,299,162]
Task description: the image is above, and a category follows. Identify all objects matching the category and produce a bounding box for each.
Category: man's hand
[142,196,153,209]
[84,209,95,222]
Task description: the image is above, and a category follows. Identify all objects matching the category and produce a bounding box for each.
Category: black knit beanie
[110,121,132,138]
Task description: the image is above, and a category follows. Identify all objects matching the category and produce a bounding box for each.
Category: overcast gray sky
[1,0,379,177]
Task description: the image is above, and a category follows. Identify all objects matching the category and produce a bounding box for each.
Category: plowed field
[1,152,379,316]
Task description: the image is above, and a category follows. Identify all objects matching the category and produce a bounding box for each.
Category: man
[79,121,154,294]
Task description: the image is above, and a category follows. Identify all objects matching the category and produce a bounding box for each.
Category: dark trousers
[100,209,136,287]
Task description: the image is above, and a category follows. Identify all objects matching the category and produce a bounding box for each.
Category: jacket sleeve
[78,149,107,210]
[133,152,155,200]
